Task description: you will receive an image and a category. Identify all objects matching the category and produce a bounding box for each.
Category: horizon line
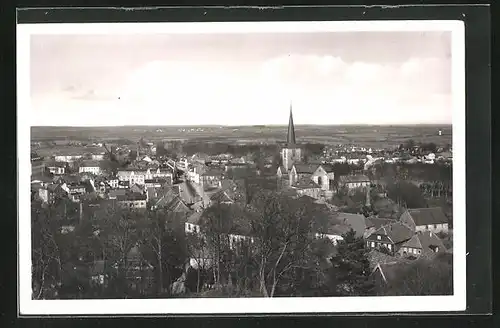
[31,123,453,128]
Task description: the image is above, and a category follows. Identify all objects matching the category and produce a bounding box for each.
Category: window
[388,244,392,250]
[377,235,381,240]
[371,242,375,248]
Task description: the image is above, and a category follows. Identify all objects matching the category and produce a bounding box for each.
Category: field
[31,125,452,150]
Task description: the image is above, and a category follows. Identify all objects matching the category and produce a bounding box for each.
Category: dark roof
[117,192,147,201]
[365,217,396,229]
[374,222,414,244]
[293,164,319,174]
[319,164,335,173]
[81,160,101,167]
[334,212,367,238]
[407,207,448,226]
[405,231,446,254]
[339,174,370,183]
[293,177,321,190]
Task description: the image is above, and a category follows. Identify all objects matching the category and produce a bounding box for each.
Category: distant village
[30,108,454,298]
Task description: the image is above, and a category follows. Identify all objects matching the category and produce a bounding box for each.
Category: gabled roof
[374,222,414,244]
[406,207,448,226]
[293,164,319,174]
[335,212,367,238]
[319,164,335,173]
[414,231,446,254]
[401,234,423,249]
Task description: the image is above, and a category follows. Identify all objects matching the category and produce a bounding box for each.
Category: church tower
[281,103,302,172]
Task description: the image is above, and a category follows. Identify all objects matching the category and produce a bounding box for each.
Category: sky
[29,30,452,126]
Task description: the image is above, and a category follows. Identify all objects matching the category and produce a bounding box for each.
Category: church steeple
[287,103,296,145]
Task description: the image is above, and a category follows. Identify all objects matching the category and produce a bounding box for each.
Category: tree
[387,181,427,208]
[100,207,142,289]
[377,254,453,296]
[248,190,314,297]
[328,229,374,296]
[185,232,212,293]
[31,204,63,299]
[140,209,188,296]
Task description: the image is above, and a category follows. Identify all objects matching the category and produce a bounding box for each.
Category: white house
[400,207,449,234]
[79,161,102,175]
[54,154,83,162]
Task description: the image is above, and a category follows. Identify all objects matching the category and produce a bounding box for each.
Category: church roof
[286,105,296,145]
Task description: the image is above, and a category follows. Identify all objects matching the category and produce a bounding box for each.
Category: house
[338,174,371,191]
[187,163,206,184]
[201,169,224,190]
[152,187,191,213]
[61,182,88,202]
[106,178,119,189]
[365,221,414,255]
[185,211,202,234]
[311,164,335,191]
[292,177,322,199]
[145,167,173,181]
[117,169,147,185]
[108,189,127,200]
[400,207,449,233]
[118,180,130,189]
[130,183,145,194]
[144,177,169,189]
[314,222,350,246]
[90,260,107,286]
[209,179,247,205]
[364,217,397,238]
[54,154,82,162]
[398,231,447,258]
[91,153,105,161]
[289,163,318,186]
[47,162,66,175]
[79,160,102,175]
[116,192,147,209]
[38,183,67,204]
[335,212,368,238]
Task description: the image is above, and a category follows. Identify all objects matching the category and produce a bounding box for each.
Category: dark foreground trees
[376,253,453,296]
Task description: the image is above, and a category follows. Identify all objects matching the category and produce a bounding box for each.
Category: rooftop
[406,207,448,226]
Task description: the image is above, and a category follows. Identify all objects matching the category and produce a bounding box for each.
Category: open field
[31,125,452,150]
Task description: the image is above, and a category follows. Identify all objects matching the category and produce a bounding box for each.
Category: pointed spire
[287,102,296,145]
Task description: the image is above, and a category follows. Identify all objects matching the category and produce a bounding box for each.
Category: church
[276,105,336,199]
[280,105,302,173]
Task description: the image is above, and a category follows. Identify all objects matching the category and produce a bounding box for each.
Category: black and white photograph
[17,20,466,315]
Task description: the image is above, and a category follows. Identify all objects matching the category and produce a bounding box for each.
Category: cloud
[30,54,452,126]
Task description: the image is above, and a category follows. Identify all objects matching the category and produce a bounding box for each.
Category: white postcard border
[17,20,466,315]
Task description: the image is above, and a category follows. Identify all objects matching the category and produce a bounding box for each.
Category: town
[30,108,454,299]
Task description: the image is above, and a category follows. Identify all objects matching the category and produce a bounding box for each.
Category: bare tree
[248,190,313,297]
[31,205,63,299]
